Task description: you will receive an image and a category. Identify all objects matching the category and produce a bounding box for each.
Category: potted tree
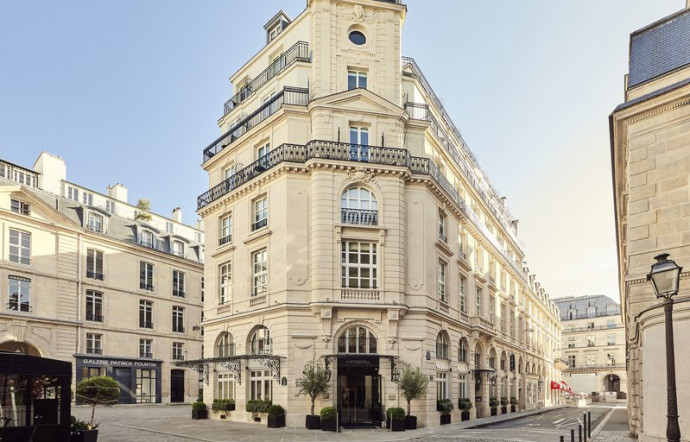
[458,398,473,421]
[489,397,498,416]
[70,416,96,442]
[500,396,508,414]
[296,360,330,430]
[320,407,338,432]
[437,399,453,425]
[192,401,208,419]
[510,397,518,413]
[75,376,120,442]
[267,404,286,428]
[388,407,406,432]
[398,363,428,430]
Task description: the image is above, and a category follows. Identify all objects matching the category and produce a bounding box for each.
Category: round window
[348,31,366,45]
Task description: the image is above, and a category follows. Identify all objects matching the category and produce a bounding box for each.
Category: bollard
[560,436,565,442]
[588,411,592,438]
[571,428,575,442]
[579,424,583,442]
[583,413,587,442]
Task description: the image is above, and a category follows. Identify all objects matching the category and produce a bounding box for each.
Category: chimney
[511,219,519,233]
[33,152,66,195]
[107,183,128,203]
[172,207,182,223]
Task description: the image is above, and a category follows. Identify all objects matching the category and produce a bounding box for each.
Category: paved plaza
[72,404,623,442]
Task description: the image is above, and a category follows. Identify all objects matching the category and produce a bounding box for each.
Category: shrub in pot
[296,360,330,430]
[267,404,286,428]
[246,399,272,422]
[510,397,518,412]
[71,416,99,442]
[397,363,427,430]
[387,407,406,432]
[75,376,120,440]
[500,396,508,414]
[489,397,499,416]
[458,398,473,421]
[437,399,453,425]
[320,407,338,432]
[192,401,208,420]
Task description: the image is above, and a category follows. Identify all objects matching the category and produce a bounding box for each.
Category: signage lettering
[79,358,159,368]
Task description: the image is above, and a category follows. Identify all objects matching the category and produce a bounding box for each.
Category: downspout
[76,232,83,356]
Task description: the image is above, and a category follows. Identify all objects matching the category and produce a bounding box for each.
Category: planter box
[404,415,417,430]
[306,415,321,430]
[501,406,507,414]
[511,405,516,413]
[491,408,497,416]
[321,418,337,432]
[440,414,451,425]
[192,409,208,420]
[226,403,236,411]
[268,415,285,428]
[71,430,99,442]
[390,418,405,432]
[461,411,470,421]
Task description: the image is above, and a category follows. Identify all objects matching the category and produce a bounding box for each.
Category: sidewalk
[592,408,636,442]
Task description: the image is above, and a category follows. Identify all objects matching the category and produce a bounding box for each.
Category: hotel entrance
[337,356,382,428]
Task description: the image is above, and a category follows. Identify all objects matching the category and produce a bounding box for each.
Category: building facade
[554,295,626,399]
[0,152,204,404]
[193,0,563,428]
[610,4,690,440]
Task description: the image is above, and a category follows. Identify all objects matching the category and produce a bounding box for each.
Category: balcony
[223,41,310,116]
[139,321,154,329]
[340,289,380,302]
[140,282,154,291]
[173,326,185,334]
[204,87,310,162]
[219,235,232,246]
[341,208,378,226]
[87,348,103,355]
[140,352,153,359]
[404,102,430,120]
[252,218,268,231]
[86,270,104,280]
[173,290,185,298]
[561,309,622,321]
[86,313,103,322]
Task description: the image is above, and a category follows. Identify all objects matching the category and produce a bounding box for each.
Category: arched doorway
[0,341,41,357]
[603,374,621,392]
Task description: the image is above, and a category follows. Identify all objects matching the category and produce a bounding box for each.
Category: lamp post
[647,253,682,442]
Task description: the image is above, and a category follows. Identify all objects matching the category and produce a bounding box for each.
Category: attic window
[11,199,30,216]
[349,31,366,45]
[268,24,282,42]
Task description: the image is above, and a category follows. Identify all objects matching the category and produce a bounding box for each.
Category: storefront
[75,355,162,404]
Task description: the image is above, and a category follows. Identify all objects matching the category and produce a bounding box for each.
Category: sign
[509,354,515,372]
[337,356,379,370]
[78,358,160,368]
[476,396,482,402]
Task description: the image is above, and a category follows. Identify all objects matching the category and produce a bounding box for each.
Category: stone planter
[461,411,470,421]
[491,407,497,416]
[501,406,507,414]
[306,415,321,429]
[511,405,516,413]
[404,415,417,430]
[440,414,451,425]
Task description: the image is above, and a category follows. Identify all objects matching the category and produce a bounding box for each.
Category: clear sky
[0,0,683,301]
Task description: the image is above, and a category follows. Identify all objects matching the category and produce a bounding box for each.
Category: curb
[464,405,567,429]
[589,407,618,441]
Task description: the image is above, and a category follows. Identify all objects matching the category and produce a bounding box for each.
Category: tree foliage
[76,376,120,427]
[135,198,152,222]
[398,363,429,416]
[295,360,330,416]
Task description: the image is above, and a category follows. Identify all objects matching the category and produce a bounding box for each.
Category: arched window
[338,326,377,354]
[217,332,234,358]
[474,344,482,368]
[341,187,378,225]
[249,327,271,355]
[458,339,467,363]
[488,348,496,369]
[436,332,449,359]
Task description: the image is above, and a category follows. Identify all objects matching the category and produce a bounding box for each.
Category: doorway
[170,369,185,402]
[337,371,381,427]
[112,367,133,404]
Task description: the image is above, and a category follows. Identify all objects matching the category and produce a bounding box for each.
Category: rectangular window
[459,374,467,399]
[139,339,153,358]
[489,295,495,323]
[587,322,595,330]
[438,260,447,304]
[139,300,153,328]
[568,355,576,368]
[140,230,154,248]
[172,306,185,333]
[172,270,185,297]
[349,127,369,161]
[140,261,154,291]
[250,370,273,401]
[106,200,115,214]
[436,372,448,400]
[81,367,106,379]
[166,221,173,234]
[86,249,104,280]
[607,320,615,329]
[8,276,30,312]
[567,337,575,348]
[87,212,103,233]
[10,199,30,215]
[82,192,93,206]
[438,211,447,242]
[252,249,268,296]
[253,197,268,230]
[587,335,595,347]
[257,142,270,160]
[586,354,596,366]
[220,215,232,245]
[201,277,205,303]
[607,335,616,346]
[85,290,103,322]
[347,70,367,90]
[68,186,79,202]
[476,287,482,316]
[172,240,184,257]
[86,333,102,354]
[459,275,467,313]
[474,352,481,369]
[341,241,377,289]
[135,369,157,403]
[172,342,184,360]
[220,262,231,304]
[9,229,31,265]
[217,373,236,400]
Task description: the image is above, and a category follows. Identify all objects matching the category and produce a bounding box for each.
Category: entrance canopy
[321,354,399,382]
[176,354,283,385]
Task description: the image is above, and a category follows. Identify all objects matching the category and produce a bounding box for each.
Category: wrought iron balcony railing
[341,208,378,225]
[86,270,104,280]
[223,41,310,116]
[140,352,153,359]
[87,348,103,355]
[86,313,103,322]
[404,102,430,121]
[204,87,309,162]
[561,309,622,321]
[139,321,154,329]
[219,235,232,246]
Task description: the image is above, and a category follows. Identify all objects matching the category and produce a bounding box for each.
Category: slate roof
[554,295,620,321]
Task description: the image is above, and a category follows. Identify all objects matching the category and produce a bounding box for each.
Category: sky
[0,0,683,301]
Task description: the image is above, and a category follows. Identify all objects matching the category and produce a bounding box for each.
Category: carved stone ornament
[322,335,332,343]
[388,311,399,321]
[320,308,332,318]
[345,5,375,24]
[387,337,397,348]
[346,169,376,184]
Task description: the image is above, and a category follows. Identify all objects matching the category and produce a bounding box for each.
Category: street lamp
[647,253,682,442]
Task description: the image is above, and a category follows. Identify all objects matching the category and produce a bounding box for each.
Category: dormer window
[87,212,104,233]
[264,10,291,44]
[82,192,93,206]
[10,199,30,216]
[141,230,154,248]
[268,24,281,42]
[173,240,185,257]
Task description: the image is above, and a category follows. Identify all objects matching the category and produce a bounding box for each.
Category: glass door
[338,373,381,427]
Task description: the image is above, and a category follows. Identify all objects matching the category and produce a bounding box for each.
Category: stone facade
[610,5,690,441]
[0,152,204,404]
[195,0,563,428]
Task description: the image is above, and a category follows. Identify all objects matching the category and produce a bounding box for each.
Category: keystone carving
[344,5,375,24]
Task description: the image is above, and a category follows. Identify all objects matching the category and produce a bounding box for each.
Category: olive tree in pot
[397,363,428,430]
[489,397,498,416]
[74,376,120,442]
[500,396,508,414]
[458,398,473,421]
[387,407,406,432]
[192,401,208,420]
[320,407,338,432]
[296,360,330,430]
[267,404,286,428]
[510,397,518,413]
[437,399,453,425]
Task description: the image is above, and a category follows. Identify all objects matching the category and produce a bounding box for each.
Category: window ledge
[244,228,272,245]
[212,243,236,258]
[435,239,454,257]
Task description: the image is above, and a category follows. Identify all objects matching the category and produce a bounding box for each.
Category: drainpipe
[76,232,83,355]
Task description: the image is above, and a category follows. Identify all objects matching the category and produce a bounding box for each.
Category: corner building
[195,0,562,428]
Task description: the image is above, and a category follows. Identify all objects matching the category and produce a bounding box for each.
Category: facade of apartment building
[191,0,563,428]
[554,295,626,399]
[0,152,204,404]
[610,4,690,440]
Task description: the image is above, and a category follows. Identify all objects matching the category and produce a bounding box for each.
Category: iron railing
[86,270,104,280]
[87,348,103,355]
[204,87,309,162]
[341,208,378,225]
[140,352,153,359]
[403,102,430,120]
[140,321,154,329]
[223,41,310,116]
[561,309,622,321]
[219,235,232,246]
[86,313,103,322]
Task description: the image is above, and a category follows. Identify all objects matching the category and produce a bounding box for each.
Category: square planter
[226,403,236,411]
[501,406,507,414]
[404,415,417,430]
[321,418,337,432]
[440,414,451,425]
[461,411,470,421]
[390,418,405,432]
[491,408,497,416]
[306,415,321,429]
[511,405,516,413]
[192,409,208,420]
[71,430,99,442]
[268,415,285,428]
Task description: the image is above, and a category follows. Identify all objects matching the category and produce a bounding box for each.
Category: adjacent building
[610,3,690,440]
[554,295,626,399]
[191,0,563,428]
[0,152,204,404]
